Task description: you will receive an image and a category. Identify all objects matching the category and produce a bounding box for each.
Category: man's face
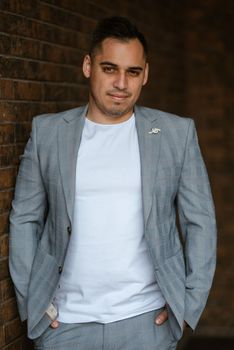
[83,38,149,121]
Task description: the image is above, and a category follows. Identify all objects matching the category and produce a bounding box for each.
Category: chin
[105,105,133,117]
[107,110,129,117]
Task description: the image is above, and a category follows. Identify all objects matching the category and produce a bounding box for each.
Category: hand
[155,308,189,332]
[50,320,60,329]
[154,307,168,325]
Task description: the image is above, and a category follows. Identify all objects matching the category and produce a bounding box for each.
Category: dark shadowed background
[0,1,233,349]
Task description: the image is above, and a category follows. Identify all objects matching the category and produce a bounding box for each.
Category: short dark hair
[89,16,148,58]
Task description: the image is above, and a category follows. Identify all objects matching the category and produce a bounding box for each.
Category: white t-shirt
[55,114,165,323]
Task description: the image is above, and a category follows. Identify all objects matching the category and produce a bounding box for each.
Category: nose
[113,72,127,90]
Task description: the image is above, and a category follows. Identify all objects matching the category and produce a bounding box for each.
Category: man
[9,17,216,350]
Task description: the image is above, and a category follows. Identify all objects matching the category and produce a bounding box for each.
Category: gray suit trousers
[34,308,178,350]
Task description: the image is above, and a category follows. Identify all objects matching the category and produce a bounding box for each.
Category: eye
[128,70,141,77]
[102,66,115,73]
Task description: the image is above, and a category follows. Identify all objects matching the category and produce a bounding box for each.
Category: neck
[86,102,133,125]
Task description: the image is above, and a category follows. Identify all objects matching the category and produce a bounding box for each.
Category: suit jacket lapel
[135,106,162,227]
[58,106,87,223]
[58,104,162,226]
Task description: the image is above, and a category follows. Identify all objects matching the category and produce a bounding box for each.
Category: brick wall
[0,0,233,349]
[183,0,234,340]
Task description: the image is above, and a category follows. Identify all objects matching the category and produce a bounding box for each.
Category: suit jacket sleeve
[9,117,47,321]
[177,119,217,330]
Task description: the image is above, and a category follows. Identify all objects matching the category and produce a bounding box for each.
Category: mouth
[107,93,130,101]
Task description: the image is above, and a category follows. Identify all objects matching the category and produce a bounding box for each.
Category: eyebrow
[100,61,143,71]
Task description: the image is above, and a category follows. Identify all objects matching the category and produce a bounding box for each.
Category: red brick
[0,32,84,67]
[0,0,39,17]
[41,42,84,66]
[0,101,79,123]
[0,298,18,323]
[45,0,110,19]
[0,80,14,100]
[0,325,4,347]
[0,168,16,190]
[0,278,15,302]
[0,32,40,59]
[0,32,11,55]
[0,190,14,214]
[14,81,43,101]
[0,258,9,281]
[39,2,96,34]
[0,124,15,145]
[4,318,23,344]
[0,12,90,51]
[0,56,85,84]
[4,337,23,350]
[14,123,31,143]
[44,84,88,102]
[0,235,9,258]
[0,102,33,123]
[0,213,9,236]
[202,146,227,163]
[0,145,23,167]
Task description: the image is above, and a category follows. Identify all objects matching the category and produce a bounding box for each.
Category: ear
[83,55,92,78]
[143,62,149,86]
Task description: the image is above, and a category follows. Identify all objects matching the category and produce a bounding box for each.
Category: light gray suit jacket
[9,105,217,340]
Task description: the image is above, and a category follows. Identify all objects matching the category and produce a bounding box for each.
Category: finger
[155,308,168,325]
[50,320,59,329]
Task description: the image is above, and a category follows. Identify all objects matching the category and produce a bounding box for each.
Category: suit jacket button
[58,266,63,274]
[67,226,72,235]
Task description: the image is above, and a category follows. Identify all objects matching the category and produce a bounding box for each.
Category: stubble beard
[102,104,133,117]
[92,95,134,119]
